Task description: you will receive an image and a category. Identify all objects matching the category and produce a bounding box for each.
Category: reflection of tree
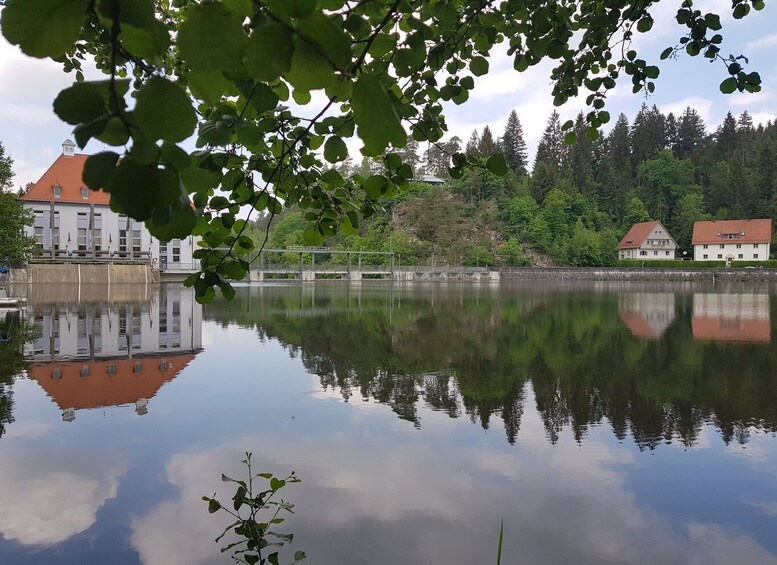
[206,287,777,448]
[0,311,34,438]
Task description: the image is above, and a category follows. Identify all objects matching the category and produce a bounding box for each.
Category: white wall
[24,202,197,268]
[693,243,770,261]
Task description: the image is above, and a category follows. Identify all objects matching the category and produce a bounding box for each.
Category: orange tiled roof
[619,310,660,339]
[27,352,197,411]
[692,219,772,245]
[19,153,110,205]
[618,221,660,250]
[692,317,770,343]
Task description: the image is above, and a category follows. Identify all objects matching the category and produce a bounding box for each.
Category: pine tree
[477,126,500,158]
[630,103,666,164]
[465,129,481,158]
[607,113,633,191]
[675,107,707,159]
[567,112,596,197]
[399,135,421,173]
[665,112,678,153]
[501,110,528,175]
[715,111,738,162]
[531,111,568,202]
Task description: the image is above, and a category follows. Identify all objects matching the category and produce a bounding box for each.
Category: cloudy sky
[0,0,775,187]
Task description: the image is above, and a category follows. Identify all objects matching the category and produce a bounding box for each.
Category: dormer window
[80,187,89,199]
[52,185,61,197]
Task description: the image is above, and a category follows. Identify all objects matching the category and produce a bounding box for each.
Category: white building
[692,219,772,261]
[20,141,197,269]
[25,285,202,420]
[618,221,677,260]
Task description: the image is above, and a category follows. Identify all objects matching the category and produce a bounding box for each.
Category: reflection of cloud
[130,417,777,565]
[1,420,55,440]
[0,451,124,545]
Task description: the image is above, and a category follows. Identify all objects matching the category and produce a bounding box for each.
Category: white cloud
[751,111,777,126]
[0,450,124,545]
[745,33,777,52]
[728,90,772,107]
[660,97,714,123]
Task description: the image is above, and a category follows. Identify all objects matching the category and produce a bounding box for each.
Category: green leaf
[106,160,179,221]
[82,152,119,190]
[303,226,324,245]
[719,77,738,94]
[563,131,577,144]
[178,2,246,71]
[244,24,294,82]
[264,0,315,18]
[352,75,406,155]
[286,36,337,92]
[298,12,351,70]
[207,498,221,513]
[636,17,653,32]
[470,56,489,76]
[53,83,106,125]
[133,76,197,143]
[324,136,348,163]
[485,154,508,176]
[660,47,673,60]
[188,71,234,106]
[1,0,88,58]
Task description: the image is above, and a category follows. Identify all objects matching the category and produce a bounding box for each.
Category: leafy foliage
[0,191,36,264]
[0,0,765,299]
[203,453,305,565]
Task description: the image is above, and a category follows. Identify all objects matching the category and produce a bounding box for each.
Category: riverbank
[502,267,777,281]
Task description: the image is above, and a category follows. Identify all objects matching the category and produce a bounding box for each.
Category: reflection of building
[692,293,771,343]
[619,293,676,339]
[692,219,772,261]
[19,141,197,269]
[618,221,677,260]
[24,287,202,420]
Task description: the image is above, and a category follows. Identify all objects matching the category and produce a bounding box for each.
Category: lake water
[1,281,777,564]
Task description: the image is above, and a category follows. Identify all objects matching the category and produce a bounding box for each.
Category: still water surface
[1,281,777,564]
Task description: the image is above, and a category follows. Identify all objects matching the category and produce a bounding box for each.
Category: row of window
[702,243,759,249]
[639,250,672,256]
[51,185,90,199]
[702,254,760,259]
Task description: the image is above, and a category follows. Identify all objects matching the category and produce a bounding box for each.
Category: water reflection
[693,292,771,343]
[24,284,202,422]
[209,283,777,449]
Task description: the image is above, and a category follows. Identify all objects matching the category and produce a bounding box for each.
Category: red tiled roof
[27,352,197,411]
[692,219,772,245]
[19,153,110,205]
[619,311,660,339]
[618,221,659,250]
[692,317,770,343]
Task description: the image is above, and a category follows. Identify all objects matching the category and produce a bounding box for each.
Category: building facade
[19,141,197,269]
[691,219,772,261]
[618,221,677,260]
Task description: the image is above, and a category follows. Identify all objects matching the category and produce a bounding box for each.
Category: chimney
[62,139,76,157]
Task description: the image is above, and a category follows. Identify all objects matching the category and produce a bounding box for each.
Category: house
[19,140,197,269]
[618,292,676,339]
[691,219,772,261]
[692,293,770,343]
[418,173,445,186]
[618,221,677,260]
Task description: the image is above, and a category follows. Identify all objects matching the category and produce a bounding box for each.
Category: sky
[0,1,776,188]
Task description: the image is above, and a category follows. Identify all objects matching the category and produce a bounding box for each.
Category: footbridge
[247,247,499,282]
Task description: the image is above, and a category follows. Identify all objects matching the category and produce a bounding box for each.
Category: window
[172,239,181,263]
[738,254,743,259]
[736,244,742,249]
[754,254,759,259]
[33,226,43,247]
[665,251,670,256]
[640,250,647,256]
[132,230,141,253]
[77,228,87,251]
[719,244,725,249]
[703,254,708,259]
[717,254,723,259]
[52,185,61,197]
[654,251,658,256]
[703,244,708,249]
[80,187,89,199]
[754,243,759,248]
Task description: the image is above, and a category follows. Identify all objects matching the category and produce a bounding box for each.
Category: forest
[255,105,777,267]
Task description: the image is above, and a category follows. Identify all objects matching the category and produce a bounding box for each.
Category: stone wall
[502,267,777,281]
[9,263,159,285]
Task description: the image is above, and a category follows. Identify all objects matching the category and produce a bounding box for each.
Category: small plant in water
[203,453,305,565]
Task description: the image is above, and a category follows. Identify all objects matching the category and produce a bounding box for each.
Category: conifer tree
[715,111,738,162]
[501,110,528,175]
[607,113,633,191]
[531,111,568,202]
[675,107,707,159]
[465,130,481,158]
[477,126,500,158]
[631,104,666,165]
